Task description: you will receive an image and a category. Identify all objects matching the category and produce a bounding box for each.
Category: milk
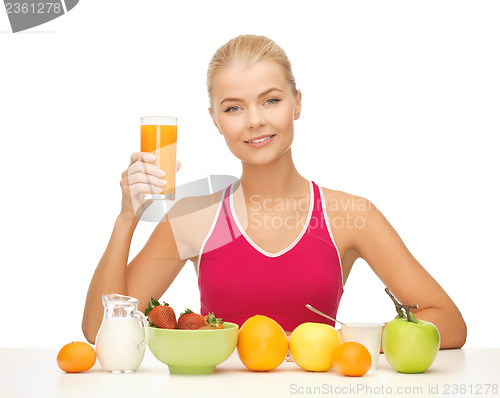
[96,318,147,373]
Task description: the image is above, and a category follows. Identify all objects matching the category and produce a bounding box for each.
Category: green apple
[382,288,440,373]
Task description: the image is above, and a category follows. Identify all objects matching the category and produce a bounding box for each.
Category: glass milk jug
[96,294,149,373]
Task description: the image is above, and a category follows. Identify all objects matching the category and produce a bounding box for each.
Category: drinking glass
[140,116,177,200]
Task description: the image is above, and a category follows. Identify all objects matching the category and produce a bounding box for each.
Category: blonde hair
[207,35,297,105]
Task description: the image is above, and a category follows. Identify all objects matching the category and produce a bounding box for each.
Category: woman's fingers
[129,152,155,166]
[125,172,167,188]
[132,183,163,195]
[124,154,180,178]
[125,160,166,179]
[123,153,153,178]
[120,153,181,219]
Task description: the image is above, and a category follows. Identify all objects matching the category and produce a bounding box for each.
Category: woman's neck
[238,149,309,198]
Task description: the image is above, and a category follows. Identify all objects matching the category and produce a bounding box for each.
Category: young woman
[82,35,467,349]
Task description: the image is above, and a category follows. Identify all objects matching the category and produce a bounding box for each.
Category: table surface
[1,347,499,398]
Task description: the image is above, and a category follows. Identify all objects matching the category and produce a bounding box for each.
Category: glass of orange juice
[140,116,177,200]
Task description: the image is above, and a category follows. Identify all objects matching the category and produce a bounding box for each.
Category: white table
[1,347,499,398]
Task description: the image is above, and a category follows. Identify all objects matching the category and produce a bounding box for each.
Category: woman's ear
[208,107,223,135]
[294,89,302,120]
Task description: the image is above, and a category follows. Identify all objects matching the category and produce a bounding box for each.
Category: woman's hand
[119,152,181,219]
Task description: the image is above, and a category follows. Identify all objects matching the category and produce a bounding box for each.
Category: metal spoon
[305,304,345,326]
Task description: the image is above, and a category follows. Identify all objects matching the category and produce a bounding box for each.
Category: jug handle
[134,310,149,350]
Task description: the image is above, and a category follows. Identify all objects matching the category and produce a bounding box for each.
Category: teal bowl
[148,322,239,374]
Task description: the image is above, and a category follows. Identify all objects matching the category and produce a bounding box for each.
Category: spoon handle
[305,304,345,326]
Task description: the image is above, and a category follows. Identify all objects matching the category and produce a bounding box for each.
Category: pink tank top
[197,180,344,331]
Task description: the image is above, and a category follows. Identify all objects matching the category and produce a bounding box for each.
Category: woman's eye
[265,98,281,105]
[224,106,240,113]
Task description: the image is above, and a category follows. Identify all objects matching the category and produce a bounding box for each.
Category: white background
[1,1,498,348]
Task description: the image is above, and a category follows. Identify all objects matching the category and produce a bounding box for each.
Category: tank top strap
[309,180,323,228]
[201,183,239,256]
[307,181,336,248]
[311,181,322,214]
[221,183,237,242]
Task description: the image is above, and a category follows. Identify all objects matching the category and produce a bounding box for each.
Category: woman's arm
[82,153,185,344]
[82,212,187,344]
[82,214,138,343]
[350,197,467,349]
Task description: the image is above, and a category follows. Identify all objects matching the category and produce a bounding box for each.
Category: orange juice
[140,117,177,199]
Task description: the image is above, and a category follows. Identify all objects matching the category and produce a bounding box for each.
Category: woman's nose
[246,105,265,129]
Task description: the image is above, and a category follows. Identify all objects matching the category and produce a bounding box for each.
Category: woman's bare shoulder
[320,186,380,268]
[320,187,375,214]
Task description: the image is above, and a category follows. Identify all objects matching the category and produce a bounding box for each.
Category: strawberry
[145,298,177,329]
[205,312,224,329]
[197,325,218,330]
[178,309,207,330]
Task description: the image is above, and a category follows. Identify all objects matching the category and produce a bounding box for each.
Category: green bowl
[148,322,239,374]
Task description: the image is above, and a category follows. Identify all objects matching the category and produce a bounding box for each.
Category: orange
[237,315,288,371]
[332,341,372,376]
[289,322,343,371]
[57,341,96,373]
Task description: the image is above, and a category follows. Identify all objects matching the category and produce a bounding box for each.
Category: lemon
[289,322,342,371]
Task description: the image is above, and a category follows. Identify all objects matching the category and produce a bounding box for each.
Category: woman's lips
[244,134,276,148]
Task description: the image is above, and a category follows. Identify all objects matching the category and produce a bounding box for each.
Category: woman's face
[209,60,301,166]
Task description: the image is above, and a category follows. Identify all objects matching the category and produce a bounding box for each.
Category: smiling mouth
[244,134,276,144]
